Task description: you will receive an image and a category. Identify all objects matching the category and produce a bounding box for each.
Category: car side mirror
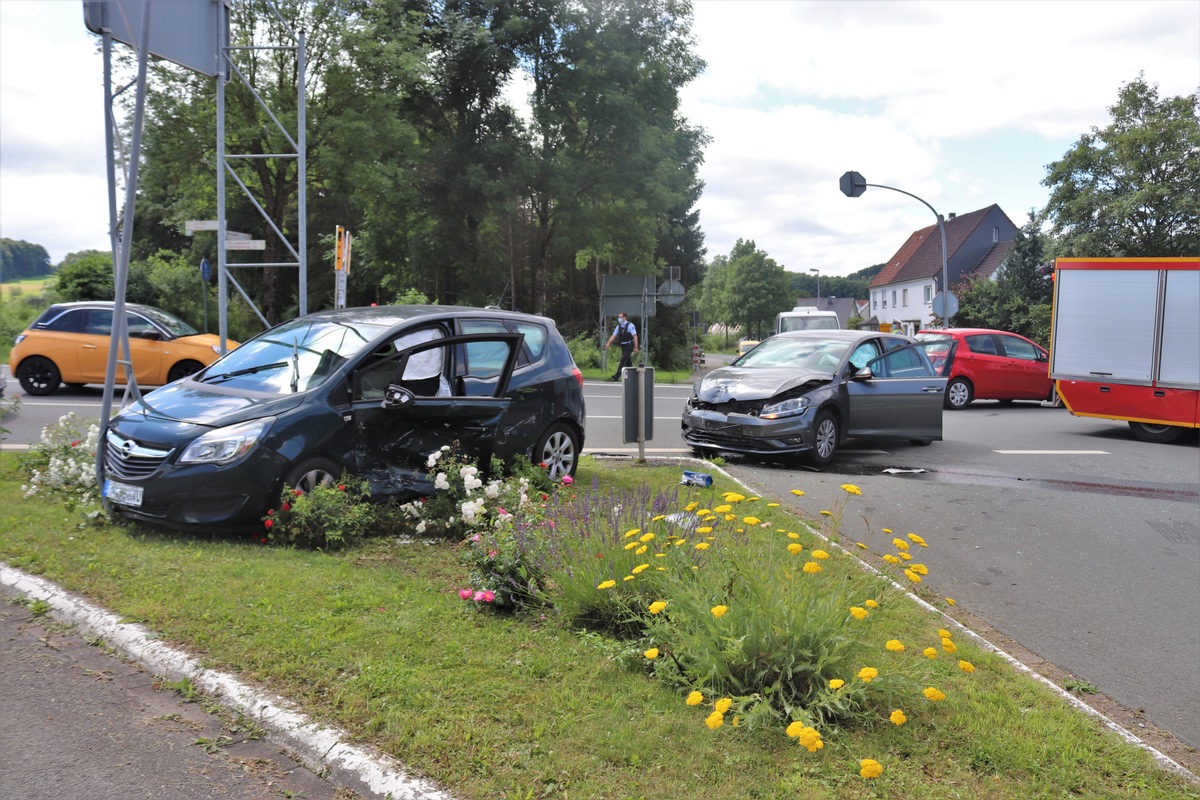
[137,330,163,340]
[852,367,874,381]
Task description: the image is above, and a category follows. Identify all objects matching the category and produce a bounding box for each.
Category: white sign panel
[226,240,266,251]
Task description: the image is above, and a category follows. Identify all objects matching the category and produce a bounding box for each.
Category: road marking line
[993,450,1110,455]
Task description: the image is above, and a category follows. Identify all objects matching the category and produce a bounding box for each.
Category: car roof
[917,327,1026,338]
[773,329,911,343]
[46,301,163,315]
[287,304,561,329]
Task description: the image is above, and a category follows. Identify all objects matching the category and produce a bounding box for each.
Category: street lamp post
[809,268,820,305]
[839,171,955,327]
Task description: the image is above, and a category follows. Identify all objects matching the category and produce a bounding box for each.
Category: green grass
[0,453,1196,800]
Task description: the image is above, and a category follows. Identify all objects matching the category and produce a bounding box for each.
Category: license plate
[103,479,144,507]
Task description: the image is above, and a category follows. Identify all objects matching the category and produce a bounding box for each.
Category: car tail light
[572,367,583,388]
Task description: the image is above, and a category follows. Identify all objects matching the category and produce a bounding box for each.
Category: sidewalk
[0,569,451,800]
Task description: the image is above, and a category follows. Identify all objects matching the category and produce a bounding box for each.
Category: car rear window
[964,334,998,355]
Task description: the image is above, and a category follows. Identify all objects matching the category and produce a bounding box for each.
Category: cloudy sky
[2,1,1197,278]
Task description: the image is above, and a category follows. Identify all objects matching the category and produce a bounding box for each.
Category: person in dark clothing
[605,312,639,381]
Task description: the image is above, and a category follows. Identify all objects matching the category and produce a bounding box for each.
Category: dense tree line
[124,0,707,368]
[0,239,52,281]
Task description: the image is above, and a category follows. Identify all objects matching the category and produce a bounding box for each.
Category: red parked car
[915,328,1056,410]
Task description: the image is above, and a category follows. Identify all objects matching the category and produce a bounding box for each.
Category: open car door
[846,342,947,441]
[348,332,522,497]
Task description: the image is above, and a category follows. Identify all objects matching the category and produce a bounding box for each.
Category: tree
[1042,74,1200,258]
[0,239,52,281]
[720,240,792,340]
[954,213,1053,345]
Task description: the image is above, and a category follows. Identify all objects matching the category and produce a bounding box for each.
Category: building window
[993,226,999,243]
[924,286,932,303]
[902,288,908,307]
[873,294,878,310]
[891,290,897,307]
[882,298,887,308]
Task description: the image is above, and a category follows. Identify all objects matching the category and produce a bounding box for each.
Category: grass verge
[0,453,1196,800]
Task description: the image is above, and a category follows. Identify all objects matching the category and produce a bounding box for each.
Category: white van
[775,306,840,334]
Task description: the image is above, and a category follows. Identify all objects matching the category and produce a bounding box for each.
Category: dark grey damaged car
[681,330,947,466]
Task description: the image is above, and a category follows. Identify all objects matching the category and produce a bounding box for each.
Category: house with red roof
[865,204,1018,333]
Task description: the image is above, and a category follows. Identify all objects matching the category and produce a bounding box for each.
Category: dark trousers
[612,345,634,379]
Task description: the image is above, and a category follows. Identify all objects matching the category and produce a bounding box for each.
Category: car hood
[694,366,831,402]
[114,379,306,430]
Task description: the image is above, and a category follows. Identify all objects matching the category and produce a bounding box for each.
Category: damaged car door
[348,332,522,496]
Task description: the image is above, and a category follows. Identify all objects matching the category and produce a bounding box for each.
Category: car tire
[167,359,205,383]
[17,356,61,396]
[283,457,341,494]
[1128,421,1185,444]
[909,439,933,446]
[807,410,839,467]
[536,422,580,480]
[944,377,973,410]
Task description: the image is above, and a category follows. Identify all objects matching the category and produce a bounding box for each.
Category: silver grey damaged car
[682,330,947,466]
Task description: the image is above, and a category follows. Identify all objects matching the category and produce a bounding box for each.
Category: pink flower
[487,550,499,558]
[263,519,274,529]
[459,589,473,600]
[562,475,574,485]
[481,590,494,603]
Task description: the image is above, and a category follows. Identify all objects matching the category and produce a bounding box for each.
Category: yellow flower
[958,660,976,673]
[685,501,699,512]
[651,514,666,522]
[864,599,879,608]
[790,489,805,496]
[802,561,822,574]
[945,597,956,606]
[907,533,927,547]
[706,515,719,523]
[695,526,713,535]
[903,569,922,583]
[694,542,711,551]
[923,647,938,660]
[639,532,656,542]
[714,697,733,714]
[828,678,845,689]
[885,639,905,652]
[811,549,830,560]
[857,667,879,682]
[742,516,761,526]
[696,508,712,516]
[787,543,804,555]
[623,541,639,551]
[840,483,862,495]
[795,726,824,752]
[849,606,868,620]
[597,580,616,590]
[724,514,735,522]
[941,638,957,654]
[909,563,929,575]
[623,575,635,581]
[635,546,648,555]
[819,510,832,517]
[860,758,883,779]
[648,601,668,615]
[722,491,745,501]
[624,528,641,538]
[785,720,805,738]
[882,554,900,565]
[631,563,649,574]
[892,537,910,551]
[644,648,659,659]
[898,551,912,561]
[767,502,780,508]
[787,531,801,539]
[748,496,760,502]
[889,709,907,726]
[713,504,733,514]
[882,528,893,534]
[705,711,724,730]
[855,541,868,549]
[686,690,704,706]
[711,604,728,618]
[923,686,946,702]
[732,716,740,727]
[938,629,952,639]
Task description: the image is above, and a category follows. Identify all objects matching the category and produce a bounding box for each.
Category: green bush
[566,331,603,369]
[261,477,377,550]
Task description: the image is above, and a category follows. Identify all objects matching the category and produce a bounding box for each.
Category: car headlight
[210,344,224,355]
[14,333,26,345]
[179,418,273,465]
[760,396,811,420]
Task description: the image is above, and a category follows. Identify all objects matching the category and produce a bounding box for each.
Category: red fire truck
[1050,257,1199,443]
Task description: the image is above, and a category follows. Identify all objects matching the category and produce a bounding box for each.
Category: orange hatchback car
[10,301,235,396]
[915,327,1056,410]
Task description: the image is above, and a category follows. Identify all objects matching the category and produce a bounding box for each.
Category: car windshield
[778,316,838,332]
[201,317,389,393]
[915,332,952,341]
[735,336,851,370]
[139,306,200,337]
